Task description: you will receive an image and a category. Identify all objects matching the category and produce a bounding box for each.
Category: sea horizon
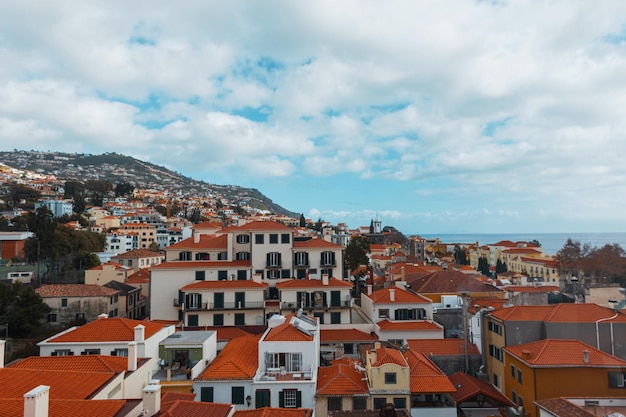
[414,232,626,256]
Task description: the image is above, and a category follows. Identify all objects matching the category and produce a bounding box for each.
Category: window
[488,321,502,335]
[379,309,389,318]
[608,372,626,388]
[61,298,68,307]
[331,312,341,324]
[281,233,290,244]
[511,364,515,378]
[237,270,247,280]
[111,348,128,357]
[393,398,406,409]
[267,252,281,267]
[232,386,245,404]
[236,234,250,244]
[331,290,341,307]
[195,270,205,281]
[200,386,214,402]
[256,389,270,408]
[294,252,309,267]
[344,343,354,355]
[82,349,101,355]
[519,396,524,408]
[195,252,209,260]
[52,349,73,356]
[214,292,224,309]
[269,234,278,244]
[235,313,245,325]
[267,269,281,279]
[47,313,57,322]
[188,314,198,326]
[255,234,264,244]
[218,270,228,280]
[185,293,201,309]
[493,373,499,388]
[511,390,517,404]
[213,314,224,326]
[217,251,228,260]
[282,269,291,278]
[280,390,301,408]
[374,398,387,410]
[266,352,302,372]
[517,369,523,384]
[328,397,342,411]
[321,251,336,266]
[385,372,397,384]
[353,398,367,410]
[236,251,250,260]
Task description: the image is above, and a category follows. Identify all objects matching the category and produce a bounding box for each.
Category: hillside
[0,150,299,217]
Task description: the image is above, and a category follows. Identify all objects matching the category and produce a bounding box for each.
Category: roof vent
[522,350,532,360]
[583,350,589,363]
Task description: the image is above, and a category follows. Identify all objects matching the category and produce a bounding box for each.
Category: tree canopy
[556,238,626,284]
[0,282,50,338]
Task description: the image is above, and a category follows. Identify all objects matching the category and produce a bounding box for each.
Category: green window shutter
[232,386,244,404]
[200,386,214,402]
[296,390,302,408]
[279,390,284,407]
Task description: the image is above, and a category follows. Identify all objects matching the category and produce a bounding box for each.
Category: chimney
[367,285,372,295]
[389,288,395,302]
[98,313,109,319]
[24,385,50,417]
[142,382,161,417]
[522,350,532,360]
[252,273,262,283]
[322,274,329,286]
[134,324,145,342]
[128,342,138,372]
[0,340,4,368]
[401,266,405,282]
[193,232,200,244]
[583,350,589,363]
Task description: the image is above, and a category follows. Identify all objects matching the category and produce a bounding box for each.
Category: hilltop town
[0,151,625,417]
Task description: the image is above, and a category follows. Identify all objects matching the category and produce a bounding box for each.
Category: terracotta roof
[503,285,560,293]
[407,338,480,356]
[293,239,343,249]
[370,347,407,367]
[35,284,120,298]
[196,334,260,380]
[166,234,227,250]
[276,278,352,289]
[406,270,500,294]
[264,316,314,342]
[8,355,137,373]
[126,268,150,284]
[376,319,442,332]
[161,392,197,403]
[505,339,626,368]
[47,318,167,343]
[502,248,542,254]
[159,400,234,417]
[0,399,126,417]
[0,368,117,399]
[234,407,313,417]
[449,371,515,405]
[112,248,163,258]
[488,303,626,323]
[88,261,126,271]
[152,260,252,269]
[365,287,431,304]
[230,221,293,231]
[403,350,456,393]
[316,362,369,396]
[535,397,606,417]
[181,280,268,290]
[320,329,378,343]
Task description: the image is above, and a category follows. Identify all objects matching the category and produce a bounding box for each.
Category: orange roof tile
[264,316,314,342]
[0,368,116,399]
[320,329,378,343]
[198,327,252,341]
[316,362,369,396]
[47,318,167,343]
[35,284,120,298]
[152,260,251,269]
[407,339,480,356]
[181,280,268,290]
[403,350,456,393]
[234,407,313,417]
[159,400,234,417]
[197,334,260,380]
[112,248,164,258]
[88,261,126,271]
[370,347,407,367]
[407,270,500,294]
[449,371,514,405]
[231,221,293,231]
[276,278,352,289]
[366,287,432,304]
[293,239,343,249]
[9,355,136,373]
[126,268,150,284]
[505,339,626,368]
[376,319,442,332]
[545,303,626,323]
[503,285,560,293]
[0,399,126,417]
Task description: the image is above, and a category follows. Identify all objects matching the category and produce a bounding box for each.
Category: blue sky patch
[482,116,514,137]
[233,106,271,122]
[371,102,410,113]
[602,26,626,44]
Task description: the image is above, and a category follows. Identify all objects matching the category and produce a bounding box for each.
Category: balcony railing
[280,300,351,310]
[173,300,264,310]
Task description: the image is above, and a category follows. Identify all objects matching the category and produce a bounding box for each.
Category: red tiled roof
[365,287,431,304]
[535,397,605,417]
[264,316,314,342]
[449,371,515,405]
[126,268,150,284]
[196,334,260,380]
[502,248,542,254]
[489,303,626,323]
[201,326,252,341]
[293,239,343,249]
[406,270,500,294]
[370,347,407,367]
[407,339,480,356]
[181,280,268,290]
[0,368,116,399]
[505,339,626,368]
[503,285,560,293]
[47,318,167,343]
[234,407,313,417]
[152,260,252,269]
[320,329,378,343]
[276,278,352,289]
[35,284,120,298]
[232,221,294,231]
[166,234,227,250]
[376,319,442,332]
[159,400,234,417]
[317,362,369,396]
[403,350,456,393]
[0,399,126,417]
[112,249,163,258]
[88,261,126,271]
[8,355,136,373]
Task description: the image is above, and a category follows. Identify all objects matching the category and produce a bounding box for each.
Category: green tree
[345,236,371,294]
[73,193,86,214]
[71,251,101,270]
[63,180,85,198]
[299,213,306,227]
[7,183,41,206]
[0,282,50,338]
[477,256,490,277]
[115,182,135,197]
[24,206,57,261]
[496,259,507,273]
[530,239,542,247]
[454,245,468,265]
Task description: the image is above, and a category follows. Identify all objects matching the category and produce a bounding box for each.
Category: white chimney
[322,274,329,286]
[0,340,5,368]
[193,232,200,244]
[252,273,262,283]
[401,266,405,282]
[134,324,145,342]
[583,350,589,363]
[142,383,161,417]
[367,285,372,295]
[128,342,137,372]
[24,385,50,417]
[389,288,395,302]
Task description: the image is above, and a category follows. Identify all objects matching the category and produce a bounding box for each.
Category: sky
[1,1,626,234]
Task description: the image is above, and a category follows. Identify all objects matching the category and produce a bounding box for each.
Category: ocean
[416,232,626,256]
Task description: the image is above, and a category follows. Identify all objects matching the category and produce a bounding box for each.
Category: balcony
[207,301,265,310]
[257,365,314,382]
[280,299,351,310]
